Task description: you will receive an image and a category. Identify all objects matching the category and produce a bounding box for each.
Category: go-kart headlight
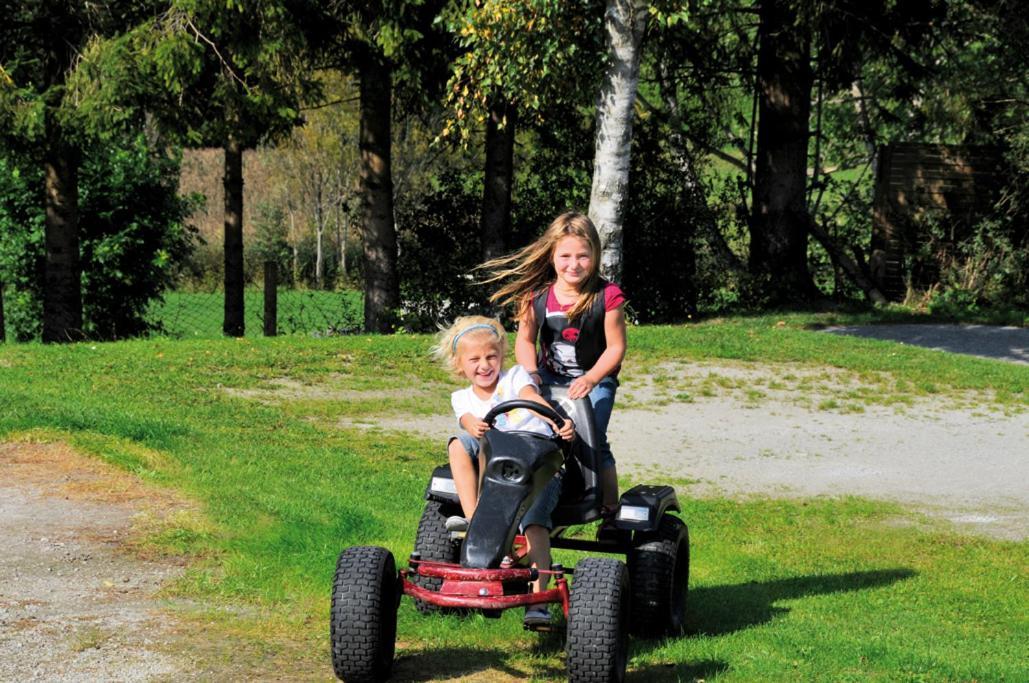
[617,505,650,523]
[430,477,457,495]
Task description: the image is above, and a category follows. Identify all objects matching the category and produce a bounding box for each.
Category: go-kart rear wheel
[330,546,398,682]
[566,557,630,683]
[627,514,689,637]
[412,499,462,614]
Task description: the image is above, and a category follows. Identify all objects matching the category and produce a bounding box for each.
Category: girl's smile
[458,339,503,396]
[552,236,594,291]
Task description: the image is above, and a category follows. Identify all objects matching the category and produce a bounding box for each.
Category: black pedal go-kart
[330,386,689,683]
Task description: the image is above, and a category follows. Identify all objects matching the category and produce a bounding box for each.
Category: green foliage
[912,210,1029,314]
[395,174,490,331]
[0,136,197,340]
[95,1,313,149]
[0,155,45,341]
[249,202,292,277]
[623,99,702,323]
[440,0,603,144]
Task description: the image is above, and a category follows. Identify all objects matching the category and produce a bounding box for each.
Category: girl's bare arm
[515,307,540,374]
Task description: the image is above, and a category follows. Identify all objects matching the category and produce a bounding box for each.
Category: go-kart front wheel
[330,546,398,682]
[412,499,462,614]
[566,557,630,683]
[627,514,689,637]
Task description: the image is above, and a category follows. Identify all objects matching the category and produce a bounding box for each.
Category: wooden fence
[869,142,1004,300]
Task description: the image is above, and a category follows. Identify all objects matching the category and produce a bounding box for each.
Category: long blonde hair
[477,211,603,321]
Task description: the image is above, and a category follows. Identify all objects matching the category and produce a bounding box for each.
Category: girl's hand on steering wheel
[567,375,596,400]
[556,417,576,442]
[469,418,489,439]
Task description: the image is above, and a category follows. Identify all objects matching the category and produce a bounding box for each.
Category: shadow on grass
[627,658,729,682]
[686,567,917,637]
[392,645,563,681]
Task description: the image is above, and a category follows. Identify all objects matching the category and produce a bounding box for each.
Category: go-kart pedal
[522,606,552,628]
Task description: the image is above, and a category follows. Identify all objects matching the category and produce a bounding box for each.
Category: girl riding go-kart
[330,383,689,683]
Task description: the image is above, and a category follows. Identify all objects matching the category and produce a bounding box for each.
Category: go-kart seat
[538,385,605,527]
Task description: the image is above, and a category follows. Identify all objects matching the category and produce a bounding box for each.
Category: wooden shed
[869,142,1005,300]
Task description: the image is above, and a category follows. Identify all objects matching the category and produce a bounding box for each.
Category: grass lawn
[0,312,1025,681]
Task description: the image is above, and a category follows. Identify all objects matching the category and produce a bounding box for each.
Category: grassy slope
[0,314,1025,681]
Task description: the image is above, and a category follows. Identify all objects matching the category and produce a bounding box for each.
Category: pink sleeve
[604,283,626,311]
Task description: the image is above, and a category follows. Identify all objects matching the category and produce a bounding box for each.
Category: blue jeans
[538,368,618,470]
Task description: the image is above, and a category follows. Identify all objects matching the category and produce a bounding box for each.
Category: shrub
[0,135,198,340]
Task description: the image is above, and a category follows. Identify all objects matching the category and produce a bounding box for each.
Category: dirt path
[0,443,196,682]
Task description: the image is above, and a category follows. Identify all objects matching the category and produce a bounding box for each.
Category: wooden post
[263,261,277,337]
[0,281,6,343]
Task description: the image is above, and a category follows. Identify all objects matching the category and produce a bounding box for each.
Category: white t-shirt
[451,365,552,437]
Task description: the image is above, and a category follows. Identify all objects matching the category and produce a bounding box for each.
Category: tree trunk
[358,52,399,333]
[481,96,515,261]
[223,136,245,337]
[315,180,324,289]
[588,0,649,283]
[42,130,83,343]
[288,208,299,285]
[341,209,349,281]
[748,0,817,302]
[333,195,342,284]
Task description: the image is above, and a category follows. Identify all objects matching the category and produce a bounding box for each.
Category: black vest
[532,283,608,376]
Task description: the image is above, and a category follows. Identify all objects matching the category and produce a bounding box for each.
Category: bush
[0,135,198,340]
[395,175,491,332]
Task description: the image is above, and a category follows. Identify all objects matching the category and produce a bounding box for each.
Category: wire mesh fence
[147,287,364,339]
[0,283,363,343]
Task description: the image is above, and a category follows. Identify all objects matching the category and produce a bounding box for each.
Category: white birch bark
[588,0,649,282]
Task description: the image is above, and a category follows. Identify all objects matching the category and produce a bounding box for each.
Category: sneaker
[523,606,551,627]
[445,516,468,532]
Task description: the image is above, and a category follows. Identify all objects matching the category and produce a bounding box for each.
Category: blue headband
[452,323,500,352]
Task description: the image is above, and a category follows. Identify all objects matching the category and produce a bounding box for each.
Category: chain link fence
[0,281,362,342]
[147,286,363,339]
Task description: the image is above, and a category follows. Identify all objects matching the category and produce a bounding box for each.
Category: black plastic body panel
[460,430,563,568]
[538,385,606,527]
[613,484,680,532]
[424,464,461,505]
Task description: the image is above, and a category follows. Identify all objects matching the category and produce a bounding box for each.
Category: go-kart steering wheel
[482,399,568,432]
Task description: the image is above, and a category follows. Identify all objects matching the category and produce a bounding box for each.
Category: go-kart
[330,386,689,683]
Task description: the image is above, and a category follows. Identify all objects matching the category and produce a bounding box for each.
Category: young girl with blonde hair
[433,315,575,625]
[478,211,626,519]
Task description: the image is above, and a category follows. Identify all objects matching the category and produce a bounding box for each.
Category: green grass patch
[1,317,1026,679]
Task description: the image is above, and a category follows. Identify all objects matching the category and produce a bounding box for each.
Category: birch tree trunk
[288,208,299,285]
[315,178,324,289]
[588,0,649,283]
